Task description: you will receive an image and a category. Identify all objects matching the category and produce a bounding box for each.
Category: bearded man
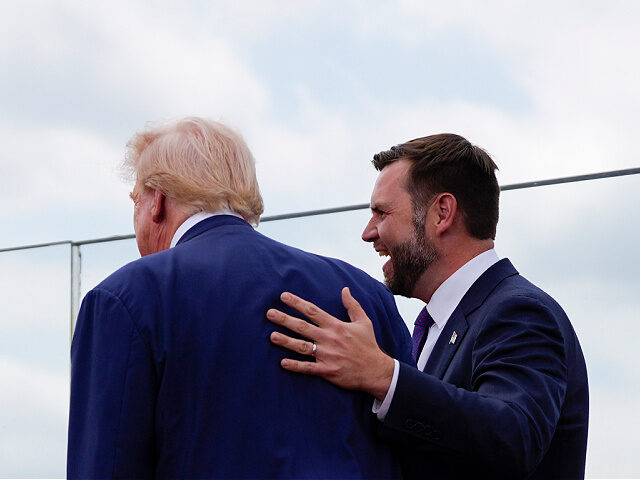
[268,134,589,479]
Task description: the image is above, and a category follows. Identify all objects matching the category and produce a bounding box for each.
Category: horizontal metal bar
[0,239,71,253]
[261,203,370,222]
[2,166,639,252]
[71,234,135,247]
[260,167,640,222]
[500,167,640,191]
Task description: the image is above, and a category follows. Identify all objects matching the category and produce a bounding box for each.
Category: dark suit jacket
[381,259,589,479]
[68,215,413,479]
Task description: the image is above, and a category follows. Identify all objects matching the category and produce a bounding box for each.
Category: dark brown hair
[372,133,499,239]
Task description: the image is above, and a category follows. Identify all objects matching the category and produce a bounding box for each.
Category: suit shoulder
[310,250,396,300]
[476,272,578,347]
[251,231,402,324]
[492,273,565,315]
[255,229,392,290]
[92,248,174,300]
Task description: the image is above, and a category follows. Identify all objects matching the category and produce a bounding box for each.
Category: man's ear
[151,189,166,224]
[433,193,457,235]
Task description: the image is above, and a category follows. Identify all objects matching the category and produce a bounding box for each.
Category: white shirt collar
[426,248,500,328]
[170,209,243,248]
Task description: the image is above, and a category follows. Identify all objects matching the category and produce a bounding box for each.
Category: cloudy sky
[1,1,639,477]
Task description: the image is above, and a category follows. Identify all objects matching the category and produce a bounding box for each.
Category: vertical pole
[70,243,82,342]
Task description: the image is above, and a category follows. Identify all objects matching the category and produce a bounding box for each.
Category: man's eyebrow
[370,203,389,213]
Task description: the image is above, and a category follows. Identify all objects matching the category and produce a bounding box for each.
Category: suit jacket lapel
[423,258,519,378]
[423,311,468,377]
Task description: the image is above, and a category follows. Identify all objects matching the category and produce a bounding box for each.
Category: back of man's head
[373,133,499,240]
[124,117,264,225]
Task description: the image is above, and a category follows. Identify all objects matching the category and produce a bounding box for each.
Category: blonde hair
[124,117,264,225]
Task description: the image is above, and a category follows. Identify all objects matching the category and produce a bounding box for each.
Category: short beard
[384,206,438,297]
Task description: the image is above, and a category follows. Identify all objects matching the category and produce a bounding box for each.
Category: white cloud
[0,1,269,123]
[0,121,129,217]
[249,87,380,214]
[322,0,640,183]
[0,251,69,328]
[587,390,640,477]
[85,2,269,123]
[0,355,68,477]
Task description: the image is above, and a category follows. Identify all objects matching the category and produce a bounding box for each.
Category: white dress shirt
[170,209,243,248]
[373,248,500,420]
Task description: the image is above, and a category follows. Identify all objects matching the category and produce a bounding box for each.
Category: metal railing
[1,167,639,339]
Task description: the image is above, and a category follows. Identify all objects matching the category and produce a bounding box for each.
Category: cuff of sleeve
[372,359,399,421]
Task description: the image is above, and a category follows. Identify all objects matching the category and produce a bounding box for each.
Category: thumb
[342,287,370,324]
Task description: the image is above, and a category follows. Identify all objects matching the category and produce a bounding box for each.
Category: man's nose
[361,218,377,243]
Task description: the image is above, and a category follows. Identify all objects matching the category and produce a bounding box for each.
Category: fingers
[270,331,316,356]
[279,358,324,376]
[279,292,336,327]
[266,308,322,340]
[341,287,369,324]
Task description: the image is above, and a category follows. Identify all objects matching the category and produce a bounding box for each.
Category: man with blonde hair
[67,117,412,479]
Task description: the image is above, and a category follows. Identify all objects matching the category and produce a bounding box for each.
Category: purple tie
[411,307,435,361]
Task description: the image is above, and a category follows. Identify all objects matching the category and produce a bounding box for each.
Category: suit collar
[176,214,252,246]
[171,211,215,248]
[426,249,499,327]
[423,258,519,377]
[456,258,518,316]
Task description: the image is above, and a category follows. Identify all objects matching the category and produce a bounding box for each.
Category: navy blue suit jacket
[68,215,413,479]
[381,259,589,479]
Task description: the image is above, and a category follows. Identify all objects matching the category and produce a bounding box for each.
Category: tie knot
[415,307,435,328]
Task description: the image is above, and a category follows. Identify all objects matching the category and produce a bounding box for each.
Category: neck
[149,205,194,254]
[412,239,494,303]
[150,225,177,253]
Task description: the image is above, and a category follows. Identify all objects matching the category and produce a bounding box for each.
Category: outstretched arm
[267,287,396,400]
[269,289,573,477]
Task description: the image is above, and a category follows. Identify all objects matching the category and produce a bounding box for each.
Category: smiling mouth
[375,248,393,277]
[375,244,390,257]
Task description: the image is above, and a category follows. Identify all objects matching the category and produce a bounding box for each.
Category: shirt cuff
[372,359,399,421]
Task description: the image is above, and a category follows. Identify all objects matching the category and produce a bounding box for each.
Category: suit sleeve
[67,288,157,480]
[381,295,568,477]
[371,286,414,366]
